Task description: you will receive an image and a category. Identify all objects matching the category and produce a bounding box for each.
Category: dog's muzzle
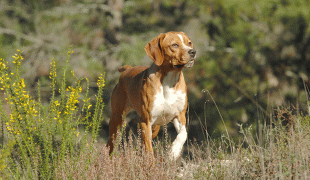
[173,49,196,69]
[185,49,196,68]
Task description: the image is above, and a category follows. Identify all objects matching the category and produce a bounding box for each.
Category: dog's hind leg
[141,119,153,156]
[107,84,130,155]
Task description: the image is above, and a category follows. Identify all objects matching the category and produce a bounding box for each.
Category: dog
[107,31,196,160]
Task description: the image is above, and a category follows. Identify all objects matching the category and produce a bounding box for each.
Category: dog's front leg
[140,118,154,157]
[170,116,187,160]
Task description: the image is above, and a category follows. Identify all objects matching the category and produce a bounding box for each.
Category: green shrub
[0,50,105,179]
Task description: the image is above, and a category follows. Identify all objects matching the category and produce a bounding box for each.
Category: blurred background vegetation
[1,0,309,142]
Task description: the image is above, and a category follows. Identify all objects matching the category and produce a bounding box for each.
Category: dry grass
[1,103,309,179]
[52,110,310,179]
[55,134,180,179]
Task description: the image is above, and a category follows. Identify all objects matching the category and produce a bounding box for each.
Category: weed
[0,50,104,179]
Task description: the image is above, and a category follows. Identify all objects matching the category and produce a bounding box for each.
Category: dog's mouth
[174,59,195,69]
[174,60,195,69]
[174,64,185,69]
[184,59,195,68]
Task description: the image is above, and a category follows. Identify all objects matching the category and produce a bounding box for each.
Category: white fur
[150,71,187,160]
[150,71,186,126]
[178,34,191,50]
[170,118,187,160]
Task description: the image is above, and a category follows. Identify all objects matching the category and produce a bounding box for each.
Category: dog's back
[118,65,132,72]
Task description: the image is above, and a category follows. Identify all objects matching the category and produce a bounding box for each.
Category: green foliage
[0,50,104,179]
[186,0,310,138]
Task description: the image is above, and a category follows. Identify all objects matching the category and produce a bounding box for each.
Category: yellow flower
[67,50,73,55]
[20,79,25,88]
[97,74,105,88]
[54,100,60,106]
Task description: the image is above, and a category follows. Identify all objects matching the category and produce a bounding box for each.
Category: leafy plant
[0,50,105,179]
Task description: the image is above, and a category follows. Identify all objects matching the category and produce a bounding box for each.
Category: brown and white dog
[108,31,196,160]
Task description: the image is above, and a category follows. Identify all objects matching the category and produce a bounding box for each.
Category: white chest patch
[150,72,186,126]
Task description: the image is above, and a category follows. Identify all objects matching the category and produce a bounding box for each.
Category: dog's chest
[150,72,186,125]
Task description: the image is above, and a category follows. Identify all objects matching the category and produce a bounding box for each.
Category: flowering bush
[0,50,105,179]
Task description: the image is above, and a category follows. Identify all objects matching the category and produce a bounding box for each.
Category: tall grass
[48,109,310,179]
[0,50,309,179]
[188,110,310,179]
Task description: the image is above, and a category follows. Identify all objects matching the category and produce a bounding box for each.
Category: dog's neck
[149,63,182,86]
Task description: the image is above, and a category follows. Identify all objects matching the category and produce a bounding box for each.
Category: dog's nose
[188,49,196,56]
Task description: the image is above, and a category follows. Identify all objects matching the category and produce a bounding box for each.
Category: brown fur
[107,32,196,159]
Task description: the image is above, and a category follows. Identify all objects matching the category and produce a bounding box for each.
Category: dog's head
[144,32,196,69]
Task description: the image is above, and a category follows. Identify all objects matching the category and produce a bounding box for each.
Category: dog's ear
[144,33,166,66]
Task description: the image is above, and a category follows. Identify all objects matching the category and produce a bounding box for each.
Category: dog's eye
[172,43,179,48]
[188,42,192,46]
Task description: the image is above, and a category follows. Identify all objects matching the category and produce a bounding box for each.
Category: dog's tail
[118,65,132,72]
